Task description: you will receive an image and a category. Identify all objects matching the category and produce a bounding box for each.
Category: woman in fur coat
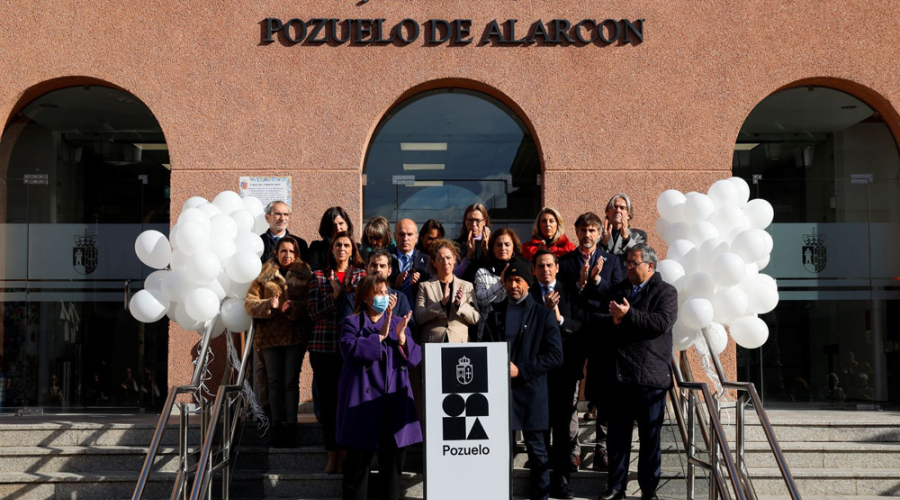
[244,236,311,447]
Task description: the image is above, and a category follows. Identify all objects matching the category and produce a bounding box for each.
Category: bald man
[389,218,432,307]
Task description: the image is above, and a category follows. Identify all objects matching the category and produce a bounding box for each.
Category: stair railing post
[180,402,190,500]
[709,396,718,500]
[736,393,745,477]
[687,391,696,500]
[222,395,232,500]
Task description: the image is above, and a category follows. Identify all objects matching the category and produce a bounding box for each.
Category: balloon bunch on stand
[129,190,268,416]
[656,177,779,364]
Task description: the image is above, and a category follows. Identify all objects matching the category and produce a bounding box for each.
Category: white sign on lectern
[424,342,511,500]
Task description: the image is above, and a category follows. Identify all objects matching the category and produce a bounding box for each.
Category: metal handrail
[133,320,216,500]
[188,323,256,500]
[693,327,802,500]
[669,359,747,500]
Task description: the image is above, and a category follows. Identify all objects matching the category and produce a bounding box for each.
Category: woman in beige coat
[414,238,480,343]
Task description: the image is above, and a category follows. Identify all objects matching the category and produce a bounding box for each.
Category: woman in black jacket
[306,207,354,271]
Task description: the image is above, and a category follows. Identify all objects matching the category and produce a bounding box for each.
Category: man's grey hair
[606,193,634,220]
[628,243,657,267]
[265,200,289,215]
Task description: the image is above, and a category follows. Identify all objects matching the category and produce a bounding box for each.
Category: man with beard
[557,212,623,472]
[482,257,562,500]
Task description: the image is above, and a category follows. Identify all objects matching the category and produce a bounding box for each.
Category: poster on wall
[239,176,292,209]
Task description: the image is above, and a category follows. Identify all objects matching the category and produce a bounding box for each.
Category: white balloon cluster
[130,191,269,337]
[656,177,778,353]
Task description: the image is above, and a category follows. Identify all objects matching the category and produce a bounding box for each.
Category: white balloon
[731,229,770,263]
[174,302,203,331]
[685,273,717,300]
[170,249,189,270]
[699,238,730,263]
[707,179,739,209]
[728,177,751,208]
[166,301,179,322]
[168,224,180,252]
[231,209,256,234]
[673,318,699,351]
[208,237,237,262]
[210,214,238,240]
[761,229,774,255]
[710,205,750,237]
[197,202,222,218]
[226,252,263,283]
[711,287,749,324]
[182,196,209,211]
[253,213,269,236]
[185,287,220,323]
[729,315,769,349]
[175,220,211,256]
[743,199,774,229]
[213,191,244,215]
[666,240,699,275]
[129,289,170,323]
[705,323,729,355]
[221,297,252,332]
[144,270,168,291]
[681,298,714,330]
[710,252,746,288]
[672,276,688,294]
[161,269,191,302]
[744,275,780,314]
[208,315,227,339]
[657,190,687,223]
[758,273,778,290]
[242,196,265,216]
[186,251,221,284]
[655,218,671,242]
[228,278,253,299]
[688,221,719,246]
[683,193,716,223]
[134,230,171,269]
[665,222,691,244]
[234,232,264,257]
[205,277,227,301]
[656,259,685,285]
[177,207,210,229]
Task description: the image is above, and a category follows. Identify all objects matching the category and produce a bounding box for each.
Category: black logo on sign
[441,347,489,440]
[802,228,826,273]
[73,230,98,275]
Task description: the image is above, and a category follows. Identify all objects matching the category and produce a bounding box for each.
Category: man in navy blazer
[388,219,432,307]
[483,257,563,500]
[596,244,677,500]
[529,249,586,499]
[557,212,625,472]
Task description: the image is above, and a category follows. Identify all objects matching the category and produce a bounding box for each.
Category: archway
[363,87,542,238]
[0,84,170,412]
[733,84,900,407]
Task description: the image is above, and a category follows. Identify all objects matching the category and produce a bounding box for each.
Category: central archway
[363,87,542,238]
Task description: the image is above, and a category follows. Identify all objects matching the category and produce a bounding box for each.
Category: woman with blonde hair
[521,207,576,262]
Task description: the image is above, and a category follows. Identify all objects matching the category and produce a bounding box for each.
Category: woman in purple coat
[337,275,421,500]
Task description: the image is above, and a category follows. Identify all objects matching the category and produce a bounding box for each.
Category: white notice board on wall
[239,176,292,208]
[424,342,511,500]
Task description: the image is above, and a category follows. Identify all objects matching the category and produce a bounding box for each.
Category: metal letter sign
[392,175,415,186]
[424,343,511,500]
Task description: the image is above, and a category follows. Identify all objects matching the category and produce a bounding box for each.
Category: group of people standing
[243,195,677,500]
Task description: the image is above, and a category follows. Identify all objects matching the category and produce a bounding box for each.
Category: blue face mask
[371,294,390,313]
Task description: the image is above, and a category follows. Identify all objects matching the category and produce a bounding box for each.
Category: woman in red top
[308,230,365,474]
[521,207,577,262]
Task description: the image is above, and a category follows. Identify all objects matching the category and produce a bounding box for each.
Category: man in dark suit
[596,244,677,500]
[389,218,432,307]
[259,200,309,263]
[483,257,563,500]
[557,212,624,472]
[530,249,584,499]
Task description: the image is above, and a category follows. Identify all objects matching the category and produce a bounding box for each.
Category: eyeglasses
[625,260,647,268]
[466,218,485,224]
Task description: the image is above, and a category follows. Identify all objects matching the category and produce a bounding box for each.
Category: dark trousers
[546,373,581,483]
[253,348,269,408]
[259,344,305,424]
[342,426,406,500]
[606,385,667,495]
[309,350,343,450]
[514,430,550,500]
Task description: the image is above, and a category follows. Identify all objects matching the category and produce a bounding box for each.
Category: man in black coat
[596,244,677,500]
[483,257,563,500]
[557,212,624,472]
[529,249,584,499]
[388,218,432,307]
[259,201,309,263]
